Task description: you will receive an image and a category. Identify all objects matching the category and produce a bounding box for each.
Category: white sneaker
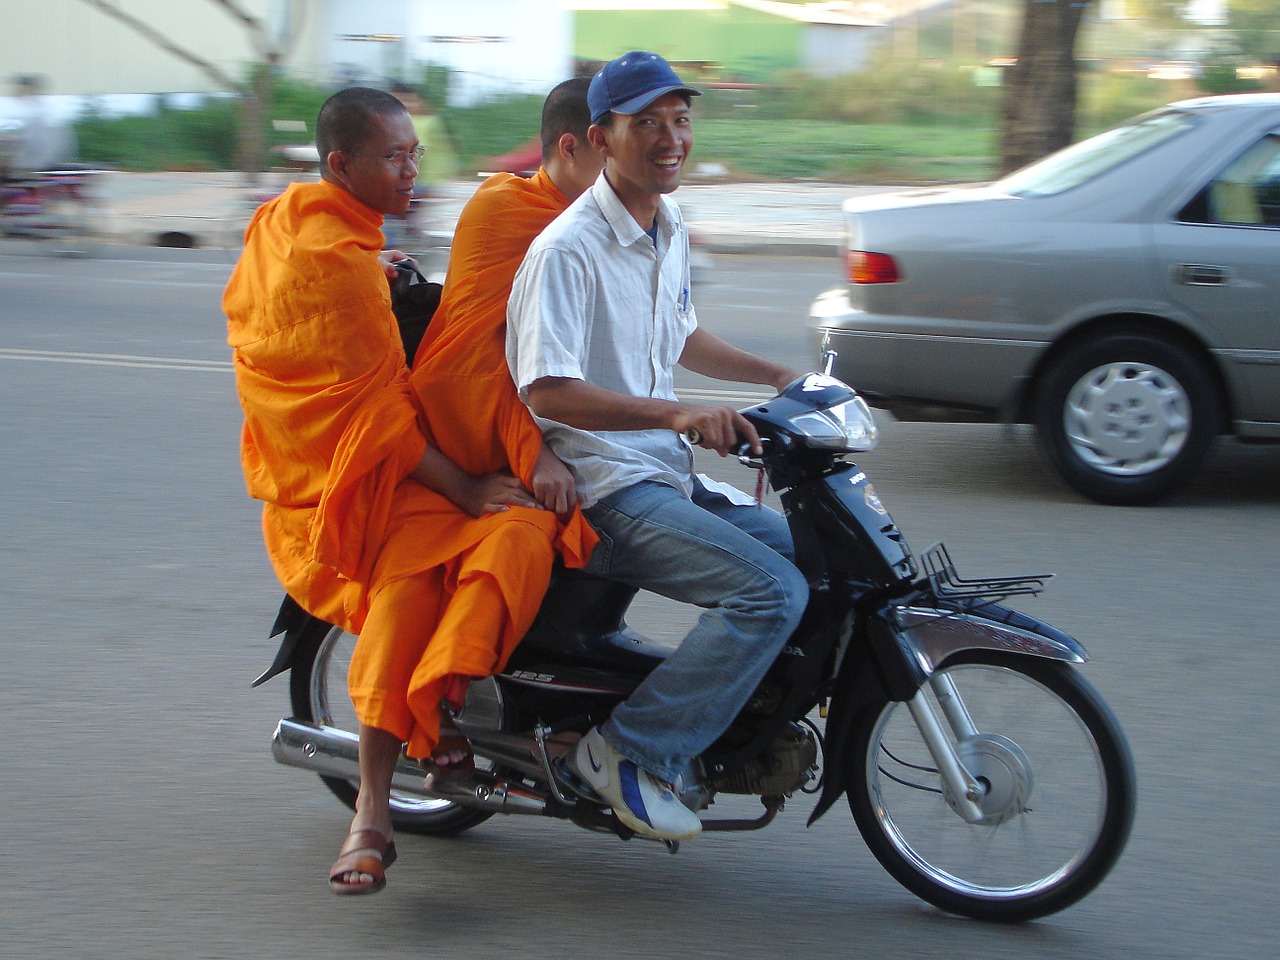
[567,727,702,841]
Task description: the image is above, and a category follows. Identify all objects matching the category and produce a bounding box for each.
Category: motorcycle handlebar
[684,427,759,460]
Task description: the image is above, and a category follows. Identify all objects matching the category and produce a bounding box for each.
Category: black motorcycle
[256,370,1136,923]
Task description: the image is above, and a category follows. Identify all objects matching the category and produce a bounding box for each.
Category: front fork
[907,675,986,823]
[824,335,983,820]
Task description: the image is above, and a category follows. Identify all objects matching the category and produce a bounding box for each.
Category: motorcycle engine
[710,722,819,797]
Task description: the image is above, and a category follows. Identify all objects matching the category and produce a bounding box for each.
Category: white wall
[325,0,415,88]
[0,0,573,119]
[803,24,884,77]
[0,0,332,97]
[314,1,576,104]
[406,3,573,105]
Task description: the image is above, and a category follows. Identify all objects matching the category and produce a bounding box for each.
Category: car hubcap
[1063,361,1189,476]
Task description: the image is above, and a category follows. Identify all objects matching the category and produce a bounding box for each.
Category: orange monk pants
[346,518,554,759]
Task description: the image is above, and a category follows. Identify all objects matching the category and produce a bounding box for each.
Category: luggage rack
[919,543,1052,603]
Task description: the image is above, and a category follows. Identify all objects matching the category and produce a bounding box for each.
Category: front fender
[890,601,1086,694]
[808,598,1086,825]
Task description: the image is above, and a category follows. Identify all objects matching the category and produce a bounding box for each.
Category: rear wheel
[847,651,1136,922]
[289,622,505,836]
[1034,332,1222,505]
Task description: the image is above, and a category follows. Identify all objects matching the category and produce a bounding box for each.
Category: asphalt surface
[2,251,1280,959]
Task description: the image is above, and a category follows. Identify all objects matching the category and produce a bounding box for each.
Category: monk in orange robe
[224,87,594,896]
[411,78,604,513]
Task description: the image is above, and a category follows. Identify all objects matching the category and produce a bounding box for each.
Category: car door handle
[1175,263,1233,286]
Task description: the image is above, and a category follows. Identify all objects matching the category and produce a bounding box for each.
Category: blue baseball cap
[587,51,701,125]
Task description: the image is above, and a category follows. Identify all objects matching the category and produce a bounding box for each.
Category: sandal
[421,710,475,782]
[328,828,397,896]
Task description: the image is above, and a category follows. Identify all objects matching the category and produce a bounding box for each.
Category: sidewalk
[93,170,894,256]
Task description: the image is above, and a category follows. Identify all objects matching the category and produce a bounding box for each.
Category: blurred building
[0,0,948,120]
[329,2,572,104]
[0,1,576,116]
[572,1,888,80]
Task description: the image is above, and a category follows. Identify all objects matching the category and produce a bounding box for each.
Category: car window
[1177,133,1280,227]
[999,109,1197,198]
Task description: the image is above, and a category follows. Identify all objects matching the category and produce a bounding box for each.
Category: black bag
[389,261,442,365]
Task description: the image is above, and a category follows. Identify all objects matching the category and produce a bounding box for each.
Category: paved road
[2,250,1278,959]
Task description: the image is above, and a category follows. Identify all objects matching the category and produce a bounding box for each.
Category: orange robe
[224,179,593,757]
[411,169,597,539]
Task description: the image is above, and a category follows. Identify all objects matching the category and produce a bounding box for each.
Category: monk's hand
[378,249,415,279]
[531,446,578,517]
[462,472,542,517]
[672,405,762,457]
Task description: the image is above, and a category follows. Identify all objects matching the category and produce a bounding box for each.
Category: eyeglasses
[369,145,425,168]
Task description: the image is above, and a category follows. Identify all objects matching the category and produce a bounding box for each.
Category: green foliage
[1225,0,1280,62]
[263,74,330,147]
[1077,72,1181,131]
[62,64,1194,184]
[440,93,547,170]
[75,96,240,171]
[439,59,1004,182]
[728,59,1003,127]
[696,118,996,182]
[73,71,329,171]
[396,62,454,113]
[1198,60,1264,95]
[692,56,1005,131]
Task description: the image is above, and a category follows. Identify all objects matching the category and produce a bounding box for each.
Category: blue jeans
[583,477,809,781]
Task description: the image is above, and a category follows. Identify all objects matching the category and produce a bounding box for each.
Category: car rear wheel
[1034,332,1222,505]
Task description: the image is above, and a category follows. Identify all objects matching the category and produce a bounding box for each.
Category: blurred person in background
[387,82,458,248]
[507,51,806,842]
[5,74,76,177]
[390,81,459,197]
[225,86,594,896]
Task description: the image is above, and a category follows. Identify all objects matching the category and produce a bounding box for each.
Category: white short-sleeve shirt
[507,173,697,507]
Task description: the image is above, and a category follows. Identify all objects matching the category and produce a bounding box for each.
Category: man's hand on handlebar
[673,405,761,457]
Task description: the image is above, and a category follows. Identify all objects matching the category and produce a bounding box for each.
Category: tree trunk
[999,0,1092,175]
[237,66,274,187]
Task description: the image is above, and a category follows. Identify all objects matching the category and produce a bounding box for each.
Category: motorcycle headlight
[788,393,879,451]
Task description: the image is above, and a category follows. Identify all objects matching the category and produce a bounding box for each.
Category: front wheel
[847,651,1136,922]
[289,621,506,836]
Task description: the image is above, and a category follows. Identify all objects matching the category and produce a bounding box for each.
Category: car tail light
[847,250,900,284]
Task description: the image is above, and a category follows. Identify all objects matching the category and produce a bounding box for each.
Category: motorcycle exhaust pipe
[271,717,549,815]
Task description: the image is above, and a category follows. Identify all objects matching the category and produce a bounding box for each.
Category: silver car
[810,93,1280,505]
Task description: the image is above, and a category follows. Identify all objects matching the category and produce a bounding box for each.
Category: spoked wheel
[847,651,1136,922]
[289,622,506,836]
